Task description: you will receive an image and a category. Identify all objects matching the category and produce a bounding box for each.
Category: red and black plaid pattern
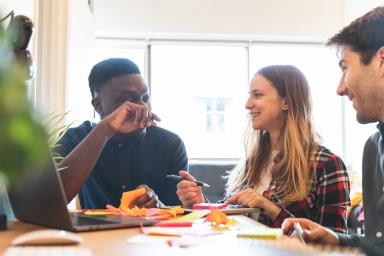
[259,146,351,233]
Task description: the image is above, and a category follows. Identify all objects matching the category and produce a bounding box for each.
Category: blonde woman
[177,65,350,233]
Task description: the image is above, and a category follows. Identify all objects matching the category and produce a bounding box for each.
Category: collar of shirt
[377,122,384,138]
[108,132,144,147]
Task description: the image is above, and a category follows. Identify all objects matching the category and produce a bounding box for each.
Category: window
[150,44,248,159]
[343,99,376,185]
[195,97,229,132]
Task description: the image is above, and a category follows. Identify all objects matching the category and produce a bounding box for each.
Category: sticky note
[173,210,210,222]
[192,203,226,209]
[236,228,283,240]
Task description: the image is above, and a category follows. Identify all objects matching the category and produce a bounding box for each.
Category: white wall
[0,0,34,20]
[0,0,69,117]
[94,0,345,40]
[0,0,37,101]
[346,0,383,22]
[66,0,95,125]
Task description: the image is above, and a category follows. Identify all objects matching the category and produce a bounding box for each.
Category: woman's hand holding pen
[176,170,205,208]
[224,188,281,220]
[282,218,339,245]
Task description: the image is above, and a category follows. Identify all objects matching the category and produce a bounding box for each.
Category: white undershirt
[253,150,279,195]
[250,150,279,220]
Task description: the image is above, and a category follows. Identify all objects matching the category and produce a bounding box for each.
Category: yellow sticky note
[84,210,116,216]
[174,210,210,222]
[236,228,283,240]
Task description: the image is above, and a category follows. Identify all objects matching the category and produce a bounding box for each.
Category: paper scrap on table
[127,234,171,244]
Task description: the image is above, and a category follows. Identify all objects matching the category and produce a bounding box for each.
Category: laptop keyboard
[4,246,93,256]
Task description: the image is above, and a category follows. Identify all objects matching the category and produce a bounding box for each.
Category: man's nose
[336,78,348,96]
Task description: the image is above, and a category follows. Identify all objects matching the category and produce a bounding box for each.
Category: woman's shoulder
[311,145,341,162]
[310,145,347,174]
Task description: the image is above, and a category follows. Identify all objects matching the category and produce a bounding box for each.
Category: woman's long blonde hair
[226,65,318,205]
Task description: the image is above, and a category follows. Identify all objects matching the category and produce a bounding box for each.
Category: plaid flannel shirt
[253,146,350,233]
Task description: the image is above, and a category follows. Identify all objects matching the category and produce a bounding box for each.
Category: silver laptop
[7,148,156,232]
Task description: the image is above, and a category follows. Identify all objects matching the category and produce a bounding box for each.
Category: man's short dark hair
[88,58,141,97]
[327,6,384,65]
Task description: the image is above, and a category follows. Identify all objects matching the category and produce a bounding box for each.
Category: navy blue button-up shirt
[55,121,188,209]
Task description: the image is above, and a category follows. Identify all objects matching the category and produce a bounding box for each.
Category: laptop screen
[7,150,156,231]
[7,153,74,230]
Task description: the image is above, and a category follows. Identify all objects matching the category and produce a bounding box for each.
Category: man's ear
[91,97,103,117]
[377,46,384,72]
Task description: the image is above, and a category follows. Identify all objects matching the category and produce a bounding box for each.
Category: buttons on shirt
[377,231,382,238]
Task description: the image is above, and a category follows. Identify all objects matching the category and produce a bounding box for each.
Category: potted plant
[0,15,49,220]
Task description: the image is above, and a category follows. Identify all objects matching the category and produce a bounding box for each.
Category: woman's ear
[91,97,104,117]
[282,99,288,111]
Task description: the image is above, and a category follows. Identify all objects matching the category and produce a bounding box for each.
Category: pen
[293,222,306,244]
[166,175,210,188]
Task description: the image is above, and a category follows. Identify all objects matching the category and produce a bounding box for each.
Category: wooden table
[0,217,364,256]
[1,221,174,255]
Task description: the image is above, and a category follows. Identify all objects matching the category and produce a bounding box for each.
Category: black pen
[166,175,210,187]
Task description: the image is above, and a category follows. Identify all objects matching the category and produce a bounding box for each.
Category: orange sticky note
[119,188,147,212]
[205,209,228,226]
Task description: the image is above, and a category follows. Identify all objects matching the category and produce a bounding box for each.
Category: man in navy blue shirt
[56,58,188,209]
